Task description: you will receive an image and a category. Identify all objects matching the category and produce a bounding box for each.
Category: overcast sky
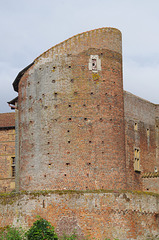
[0,0,159,113]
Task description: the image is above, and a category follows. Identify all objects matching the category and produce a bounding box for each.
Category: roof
[7,96,18,105]
[0,112,15,129]
[13,62,34,92]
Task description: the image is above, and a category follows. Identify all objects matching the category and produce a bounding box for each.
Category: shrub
[26,217,58,240]
[0,225,26,240]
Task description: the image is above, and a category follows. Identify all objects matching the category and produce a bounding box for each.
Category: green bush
[0,218,122,240]
[26,217,58,240]
[0,226,26,240]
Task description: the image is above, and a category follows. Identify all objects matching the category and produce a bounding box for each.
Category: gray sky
[0,0,159,113]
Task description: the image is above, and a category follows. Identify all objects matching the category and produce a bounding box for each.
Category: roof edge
[13,62,34,92]
[7,96,18,105]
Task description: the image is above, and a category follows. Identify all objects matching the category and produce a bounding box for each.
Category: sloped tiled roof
[0,112,15,128]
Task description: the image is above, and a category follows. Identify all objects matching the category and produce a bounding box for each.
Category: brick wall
[0,191,158,240]
[124,91,158,190]
[142,177,159,193]
[17,28,127,191]
[0,113,15,192]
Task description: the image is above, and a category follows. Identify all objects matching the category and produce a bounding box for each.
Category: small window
[134,122,138,131]
[11,157,15,177]
[134,148,140,172]
[147,128,150,137]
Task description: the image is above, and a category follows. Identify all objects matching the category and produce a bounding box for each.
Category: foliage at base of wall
[0,217,159,240]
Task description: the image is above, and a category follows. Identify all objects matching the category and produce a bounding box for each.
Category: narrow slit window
[134,148,140,172]
[11,157,15,177]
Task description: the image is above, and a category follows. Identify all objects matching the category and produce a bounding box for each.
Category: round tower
[16,28,127,191]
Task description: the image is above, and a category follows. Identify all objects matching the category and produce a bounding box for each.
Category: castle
[0,28,159,240]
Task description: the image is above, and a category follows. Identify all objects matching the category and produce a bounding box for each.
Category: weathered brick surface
[0,28,159,239]
[0,191,158,240]
[0,113,15,128]
[0,112,15,192]
[142,177,159,193]
[17,28,127,191]
[124,91,159,190]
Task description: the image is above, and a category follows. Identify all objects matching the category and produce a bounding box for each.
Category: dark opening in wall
[64,174,67,176]
[68,141,70,143]
[69,66,71,68]
[102,152,104,154]
[70,79,74,83]
[11,157,15,178]
[102,141,104,144]
[54,92,58,96]
[66,163,70,165]
[52,80,56,83]
[47,153,50,155]
[68,118,72,121]
[83,104,86,107]
[134,122,138,131]
[43,200,45,208]
[48,163,51,166]
[87,163,91,165]
[90,92,93,95]
[42,94,45,97]
[105,93,107,96]
[67,130,70,132]
[84,118,87,121]
[37,81,40,84]
[48,142,50,145]
[110,119,112,121]
[68,104,71,107]
[47,131,49,134]
[100,118,103,122]
[44,174,46,177]
[89,141,92,143]
[87,173,89,177]
[53,66,56,70]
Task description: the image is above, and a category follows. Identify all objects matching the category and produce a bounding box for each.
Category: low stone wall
[0,190,159,240]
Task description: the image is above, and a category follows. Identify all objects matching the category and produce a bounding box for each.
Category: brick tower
[15,28,127,191]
